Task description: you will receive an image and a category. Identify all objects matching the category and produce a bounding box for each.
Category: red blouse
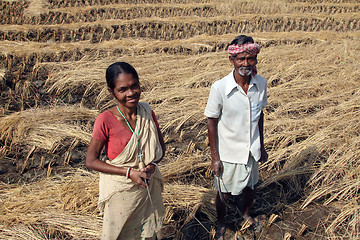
[92,110,159,160]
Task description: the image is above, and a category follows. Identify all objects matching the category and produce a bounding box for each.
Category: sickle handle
[139,161,145,170]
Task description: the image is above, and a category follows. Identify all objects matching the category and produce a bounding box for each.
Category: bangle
[150,162,158,168]
[126,167,131,179]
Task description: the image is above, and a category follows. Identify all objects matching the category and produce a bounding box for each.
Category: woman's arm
[156,127,166,163]
[141,127,166,176]
[141,109,167,174]
[150,111,166,164]
[85,137,148,188]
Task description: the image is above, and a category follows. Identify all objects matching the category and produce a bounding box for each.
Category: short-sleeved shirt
[92,110,159,160]
[204,71,268,164]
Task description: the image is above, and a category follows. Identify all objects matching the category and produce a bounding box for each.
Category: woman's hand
[140,164,156,177]
[137,164,156,186]
[128,169,149,188]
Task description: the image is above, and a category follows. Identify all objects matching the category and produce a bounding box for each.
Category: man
[204,35,268,239]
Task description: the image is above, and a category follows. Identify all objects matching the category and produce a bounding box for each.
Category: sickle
[217,176,231,209]
[139,161,158,227]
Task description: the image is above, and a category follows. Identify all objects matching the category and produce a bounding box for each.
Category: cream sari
[99,102,165,240]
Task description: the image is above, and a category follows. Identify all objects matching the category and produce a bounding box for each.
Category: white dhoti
[215,155,259,195]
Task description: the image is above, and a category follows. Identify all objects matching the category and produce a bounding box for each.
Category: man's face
[229,52,257,77]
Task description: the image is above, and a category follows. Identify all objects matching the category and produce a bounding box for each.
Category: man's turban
[227,43,261,56]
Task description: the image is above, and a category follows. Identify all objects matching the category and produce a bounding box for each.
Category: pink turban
[227,43,261,56]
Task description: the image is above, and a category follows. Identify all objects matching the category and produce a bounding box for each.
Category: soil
[0,145,88,184]
[175,192,332,240]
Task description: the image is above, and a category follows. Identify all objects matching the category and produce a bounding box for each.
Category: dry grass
[0,170,101,239]
[0,105,97,148]
[0,169,217,239]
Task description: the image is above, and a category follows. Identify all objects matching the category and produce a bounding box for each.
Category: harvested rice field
[0,0,359,239]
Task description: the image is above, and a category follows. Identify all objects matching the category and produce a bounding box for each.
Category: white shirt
[204,71,268,164]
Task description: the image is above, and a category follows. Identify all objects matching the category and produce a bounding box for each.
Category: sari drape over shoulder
[98,102,165,240]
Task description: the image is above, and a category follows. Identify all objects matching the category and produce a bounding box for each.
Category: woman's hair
[105,62,139,90]
[228,35,254,47]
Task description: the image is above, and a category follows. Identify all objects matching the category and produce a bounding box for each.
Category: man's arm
[258,111,268,162]
[207,117,222,176]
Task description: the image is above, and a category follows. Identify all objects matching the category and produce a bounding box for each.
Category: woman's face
[110,73,141,109]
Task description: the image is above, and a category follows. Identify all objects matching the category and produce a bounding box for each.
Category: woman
[86,62,166,240]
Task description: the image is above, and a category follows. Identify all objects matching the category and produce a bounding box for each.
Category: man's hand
[259,147,268,163]
[211,160,223,177]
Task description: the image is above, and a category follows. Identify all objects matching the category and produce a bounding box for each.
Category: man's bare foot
[243,215,261,232]
[215,224,226,240]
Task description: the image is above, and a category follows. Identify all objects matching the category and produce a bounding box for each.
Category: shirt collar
[225,70,259,96]
[225,71,239,96]
[249,75,260,91]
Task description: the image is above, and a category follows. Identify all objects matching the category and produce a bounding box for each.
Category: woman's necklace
[117,105,156,220]
[116,104,143,165]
